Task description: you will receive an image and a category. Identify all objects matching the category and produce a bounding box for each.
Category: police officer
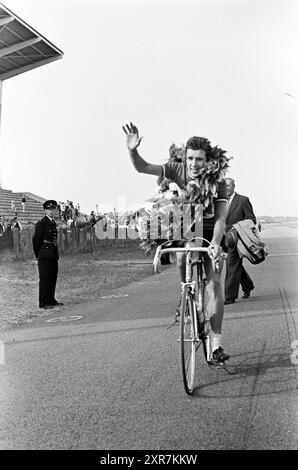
[32,200,63,309]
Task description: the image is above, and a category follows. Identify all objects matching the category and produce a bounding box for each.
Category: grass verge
[0,247,159,332]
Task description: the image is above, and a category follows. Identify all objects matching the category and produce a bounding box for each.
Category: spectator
[11,199,16,214]
[224,178,257,304]
[101,214,107,230]
[0,216,5,236]
[90,211,96,226]
[69,201,75,220]
[11,217,22,231]
[67,218,74,228]
[57,202,62,219]
[27,221,35,229]
[125,214,131,226]
[21,196,26,212]
[64,201,70,221]
[60,201,66,220]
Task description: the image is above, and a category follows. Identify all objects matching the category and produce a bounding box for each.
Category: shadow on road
[193,346,298,399]
[5,320,176,345]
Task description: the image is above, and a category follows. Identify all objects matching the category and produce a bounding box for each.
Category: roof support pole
[0,37,41,58]
[0,16,14,27]
[0,80,2,189]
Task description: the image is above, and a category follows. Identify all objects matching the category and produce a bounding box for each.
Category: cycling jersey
[162,161,228,235]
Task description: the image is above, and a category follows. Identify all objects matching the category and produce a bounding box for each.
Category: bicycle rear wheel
[180,291,196,394]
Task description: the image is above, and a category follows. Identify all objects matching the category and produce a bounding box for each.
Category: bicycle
[153,237,227,395]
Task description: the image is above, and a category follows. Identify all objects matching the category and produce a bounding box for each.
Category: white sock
[211,333,222,353]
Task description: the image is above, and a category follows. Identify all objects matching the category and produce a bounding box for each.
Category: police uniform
[32,200,62,309]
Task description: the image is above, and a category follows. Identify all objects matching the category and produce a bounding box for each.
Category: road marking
[100,294,129,299]
[224,307,298,321]
[45,316,82,323]
[138,280,160,285]
[268,253,298,257]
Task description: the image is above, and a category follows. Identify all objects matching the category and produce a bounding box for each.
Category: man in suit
[32,200,63,309]
[224,178,256,304]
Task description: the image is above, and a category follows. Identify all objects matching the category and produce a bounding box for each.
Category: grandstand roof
[0,2,63,81]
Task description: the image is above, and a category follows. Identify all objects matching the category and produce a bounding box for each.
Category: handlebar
[153,244,227,274]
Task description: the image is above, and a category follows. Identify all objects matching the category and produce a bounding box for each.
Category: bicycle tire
[180,290,196,394]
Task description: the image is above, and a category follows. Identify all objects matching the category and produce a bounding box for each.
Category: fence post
[82,227,87,253]
[73,227,77,254]
[65,228,68,252]
[89,226,93,256]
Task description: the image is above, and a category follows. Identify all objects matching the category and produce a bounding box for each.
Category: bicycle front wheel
[180,291,196,395]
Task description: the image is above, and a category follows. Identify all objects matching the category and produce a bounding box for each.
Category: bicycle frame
[153,237,226,393]
[154,243,210,341]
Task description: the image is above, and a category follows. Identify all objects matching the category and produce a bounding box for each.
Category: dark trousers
[225,247,254,300]
[38,259,58,307]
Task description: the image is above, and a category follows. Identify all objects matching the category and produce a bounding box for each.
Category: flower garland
[138,142,232,255]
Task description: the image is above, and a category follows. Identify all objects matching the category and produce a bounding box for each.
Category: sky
[0,0,297,216]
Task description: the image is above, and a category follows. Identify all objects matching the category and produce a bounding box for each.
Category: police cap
[43,200,57,210]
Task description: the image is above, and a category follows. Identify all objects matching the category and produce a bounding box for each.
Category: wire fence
[0,225,142,259]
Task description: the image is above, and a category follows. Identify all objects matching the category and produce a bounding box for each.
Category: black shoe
[210,347,230,364]
[242,287,254,299]
[224,298,235,305]
[39,305,54,310]
[242,292,250,299]
[53,302,64,306]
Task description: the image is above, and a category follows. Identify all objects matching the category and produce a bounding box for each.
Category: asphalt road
[0,235,297,450]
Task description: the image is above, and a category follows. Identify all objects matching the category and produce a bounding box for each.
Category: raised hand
[122,122,143,150]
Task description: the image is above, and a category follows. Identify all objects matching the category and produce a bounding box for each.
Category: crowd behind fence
[0,225,142,259]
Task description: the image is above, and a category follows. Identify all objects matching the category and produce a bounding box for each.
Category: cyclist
[123,122,230,364]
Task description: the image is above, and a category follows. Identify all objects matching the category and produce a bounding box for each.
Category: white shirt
[227,192,236,206]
